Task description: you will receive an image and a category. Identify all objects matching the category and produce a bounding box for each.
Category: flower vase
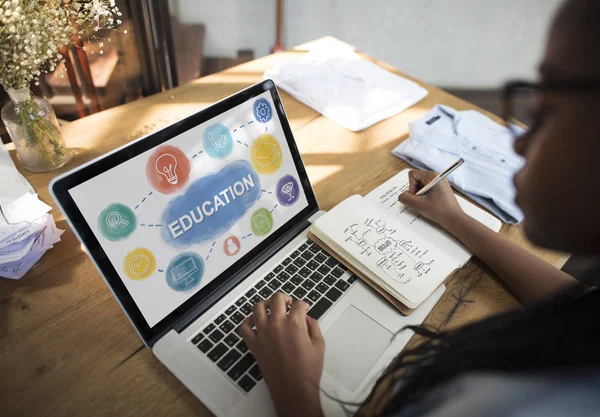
[1,88,70,172]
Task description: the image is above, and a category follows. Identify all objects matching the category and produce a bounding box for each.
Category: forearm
[273,387,324,417]
[442,213,584,305]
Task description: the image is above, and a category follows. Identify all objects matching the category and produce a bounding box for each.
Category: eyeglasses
[501,80,600,138]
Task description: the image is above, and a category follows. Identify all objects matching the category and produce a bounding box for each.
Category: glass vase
[1,88,70,172]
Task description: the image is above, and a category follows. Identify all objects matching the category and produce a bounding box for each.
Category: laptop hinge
[169,210,317,335]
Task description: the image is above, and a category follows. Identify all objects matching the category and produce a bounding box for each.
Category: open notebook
[310,169,502,312]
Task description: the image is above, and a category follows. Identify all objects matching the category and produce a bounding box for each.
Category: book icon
[253,212,271,235]
[251,208,274,236]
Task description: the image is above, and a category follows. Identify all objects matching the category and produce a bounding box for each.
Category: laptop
[50,80,444,417]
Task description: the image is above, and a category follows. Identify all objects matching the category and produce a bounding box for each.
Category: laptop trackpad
[324,305,393,391]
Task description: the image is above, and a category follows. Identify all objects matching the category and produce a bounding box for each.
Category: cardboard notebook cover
[308,231,415,315]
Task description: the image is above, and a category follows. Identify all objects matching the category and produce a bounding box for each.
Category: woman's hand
[239,292,325,417]
[398,170,465,228]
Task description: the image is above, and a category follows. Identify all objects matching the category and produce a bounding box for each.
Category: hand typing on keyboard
[239,292,325,417]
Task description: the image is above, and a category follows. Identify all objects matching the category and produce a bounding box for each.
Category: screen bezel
[51,80,319,345]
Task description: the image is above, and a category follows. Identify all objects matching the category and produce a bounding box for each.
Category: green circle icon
[98,203,137,241]
[250,208,274,236]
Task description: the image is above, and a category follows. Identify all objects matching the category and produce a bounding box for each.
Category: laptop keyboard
[188,239,357,394]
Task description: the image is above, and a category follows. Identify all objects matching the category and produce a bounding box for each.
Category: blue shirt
[393,105,525,224]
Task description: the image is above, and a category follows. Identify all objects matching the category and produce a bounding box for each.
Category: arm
[239,293,325,417]
[399,170,584,305]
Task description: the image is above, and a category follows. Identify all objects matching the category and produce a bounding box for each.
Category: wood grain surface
[0,37,568,417]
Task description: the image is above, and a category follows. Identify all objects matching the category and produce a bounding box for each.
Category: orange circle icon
[146,145,191,194]
[223,236,241,256]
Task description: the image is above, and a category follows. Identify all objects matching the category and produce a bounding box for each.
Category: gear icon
[253,98,273,123]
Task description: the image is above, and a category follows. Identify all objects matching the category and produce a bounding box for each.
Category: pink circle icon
[146,145,191,194]
[223,236,241,256]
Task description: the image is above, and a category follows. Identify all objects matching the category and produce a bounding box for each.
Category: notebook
[309,169,502,312]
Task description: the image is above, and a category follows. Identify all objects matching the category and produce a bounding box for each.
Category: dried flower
[0,0,125,90]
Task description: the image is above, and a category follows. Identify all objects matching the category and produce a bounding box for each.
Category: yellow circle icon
[250,134,283,175]
[123,248,156,280]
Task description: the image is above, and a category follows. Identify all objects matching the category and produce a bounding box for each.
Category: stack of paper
[264,39,428,131]
[0,144,64,279]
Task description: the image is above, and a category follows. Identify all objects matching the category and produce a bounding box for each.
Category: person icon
[227,238,238,254]
[223,236,241,256]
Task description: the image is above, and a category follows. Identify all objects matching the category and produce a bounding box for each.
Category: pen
[415,158,465,196]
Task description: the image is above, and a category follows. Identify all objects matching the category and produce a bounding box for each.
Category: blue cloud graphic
[162,160,261,248]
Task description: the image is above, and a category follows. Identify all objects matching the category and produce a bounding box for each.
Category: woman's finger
[238,315,257,347]
[306,316,325,347]
[264,292,293,321]
[253,300,268,327]
[288,299,310,324]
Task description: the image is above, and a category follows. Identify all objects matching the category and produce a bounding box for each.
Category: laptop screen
[68,89,310,328]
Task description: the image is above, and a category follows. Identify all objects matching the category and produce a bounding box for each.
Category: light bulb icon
[155,153,179,185]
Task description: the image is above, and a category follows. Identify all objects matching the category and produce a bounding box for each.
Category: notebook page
[365,169,502,268]
[313,195,457,306]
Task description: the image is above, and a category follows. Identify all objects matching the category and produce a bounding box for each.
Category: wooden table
[0,37,569,417]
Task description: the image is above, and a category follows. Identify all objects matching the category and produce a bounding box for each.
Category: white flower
[0,0,123,89]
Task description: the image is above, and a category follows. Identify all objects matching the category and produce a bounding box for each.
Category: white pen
[415,158,465,196]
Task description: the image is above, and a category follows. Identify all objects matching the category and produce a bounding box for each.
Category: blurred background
[0,0,563,145]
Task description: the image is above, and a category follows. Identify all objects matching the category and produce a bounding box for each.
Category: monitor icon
[170,257,199,287]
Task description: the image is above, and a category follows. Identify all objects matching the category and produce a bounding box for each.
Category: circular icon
[203,123,233,159]
[250,208,274,236]
[98,203,137,241]
[146,145,191,194]
[253,98,273,123]
[250,134,282,175]
[165,252,204,292]
[223,236,241,256]
[123,248,156,280]
[276,175,301,207]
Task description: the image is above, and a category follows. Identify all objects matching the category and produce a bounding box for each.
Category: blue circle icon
[203,123,233,159]
[253,98,273,123]
[165,252,204,292]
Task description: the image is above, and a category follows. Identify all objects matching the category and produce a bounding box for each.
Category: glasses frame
[501,79,600,137]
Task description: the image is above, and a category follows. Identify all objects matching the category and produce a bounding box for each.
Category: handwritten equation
[343,217,434,284]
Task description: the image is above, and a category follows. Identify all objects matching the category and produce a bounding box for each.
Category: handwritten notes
[313,195,457,307]
[365,169,502,268]
[343,217,435,285]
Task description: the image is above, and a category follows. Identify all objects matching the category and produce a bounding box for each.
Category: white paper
[0,142,34,204]
[0,193,52,224]
[365,169,502,268]
[0,214,48,249]
[0,249,45,279]
[0,231,40,263]
[265,43,428,131]
[314,195,457,306]
[0,214,63,279]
